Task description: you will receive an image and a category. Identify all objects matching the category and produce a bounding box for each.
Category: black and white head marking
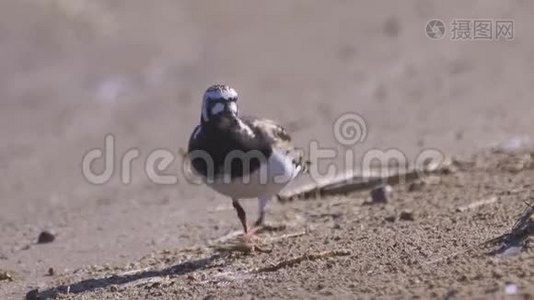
[201,84,239,122]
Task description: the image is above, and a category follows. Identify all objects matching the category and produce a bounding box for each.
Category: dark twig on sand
[277,158,456,202]
[484,201,534,255]
[455,196,499,212]
[512,201,534,233]
[253,249,352,273]
[426,202,534,264]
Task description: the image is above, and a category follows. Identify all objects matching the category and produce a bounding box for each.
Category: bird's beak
[220,110,236,119]
[216,110,238,129]
[223,104,238,118]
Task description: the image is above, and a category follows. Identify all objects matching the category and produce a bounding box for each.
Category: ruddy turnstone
[187,84,306,242]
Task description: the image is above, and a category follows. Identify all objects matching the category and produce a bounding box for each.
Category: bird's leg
[254,196,270,227]
[232,198,249,234]
[227,198,273,254]
[232,198,263,251]
[253,196,285,233]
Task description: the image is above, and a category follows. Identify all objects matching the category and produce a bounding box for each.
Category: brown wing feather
[242,117,309,173]
[245,117,291,144]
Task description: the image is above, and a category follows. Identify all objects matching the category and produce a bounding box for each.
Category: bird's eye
[210,102,225,115]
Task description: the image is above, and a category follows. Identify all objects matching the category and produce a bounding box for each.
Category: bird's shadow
[32,253,225,299]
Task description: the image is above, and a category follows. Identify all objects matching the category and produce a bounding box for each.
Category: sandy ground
[1,0,533,299]
[15,150,534,300]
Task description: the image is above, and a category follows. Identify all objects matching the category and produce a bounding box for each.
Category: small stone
[37,231,55,244]
[186,274,196,281]
[47,267,55,276]
[399,210,415,221]
[146,282,161,289]
[203,294,216,300]
[408,180,425,192]
[370,185,393,203]
[385,215,396,222]
[26,289,39,300]
[0,271,13,281]
[492,268,503,279]
[443,289,458,300]
[505,282,518,295]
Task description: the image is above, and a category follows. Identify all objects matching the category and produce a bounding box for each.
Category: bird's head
[201,84,239,125]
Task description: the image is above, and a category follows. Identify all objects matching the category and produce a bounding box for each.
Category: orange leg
[232,199,256,236]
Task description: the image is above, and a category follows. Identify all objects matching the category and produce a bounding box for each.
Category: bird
[187,84,307,243]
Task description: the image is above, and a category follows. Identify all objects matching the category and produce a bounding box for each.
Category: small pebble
[399,210,415,221]
[491,268,503,279]
[203,294,216,300]
[505,282,518,295]
[408,180,425,192]
[443,289,458,300]
[26,289,39,300]
[37,231,55,244]
[187,274,196,281]
[370,184,393,203]
[0,271,13,281]
[47,267,55,276]
[109,285,119,292]
[153,282,162,288]
[385,215,396,223]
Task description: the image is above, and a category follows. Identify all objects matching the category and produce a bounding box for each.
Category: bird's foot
[232,226,272,253]
[212,227,272,254]
[241,234,272,254]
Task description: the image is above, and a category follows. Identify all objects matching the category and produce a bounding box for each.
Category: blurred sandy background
[1,0,533,298]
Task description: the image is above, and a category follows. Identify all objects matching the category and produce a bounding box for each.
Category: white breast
[205,149,299,199]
